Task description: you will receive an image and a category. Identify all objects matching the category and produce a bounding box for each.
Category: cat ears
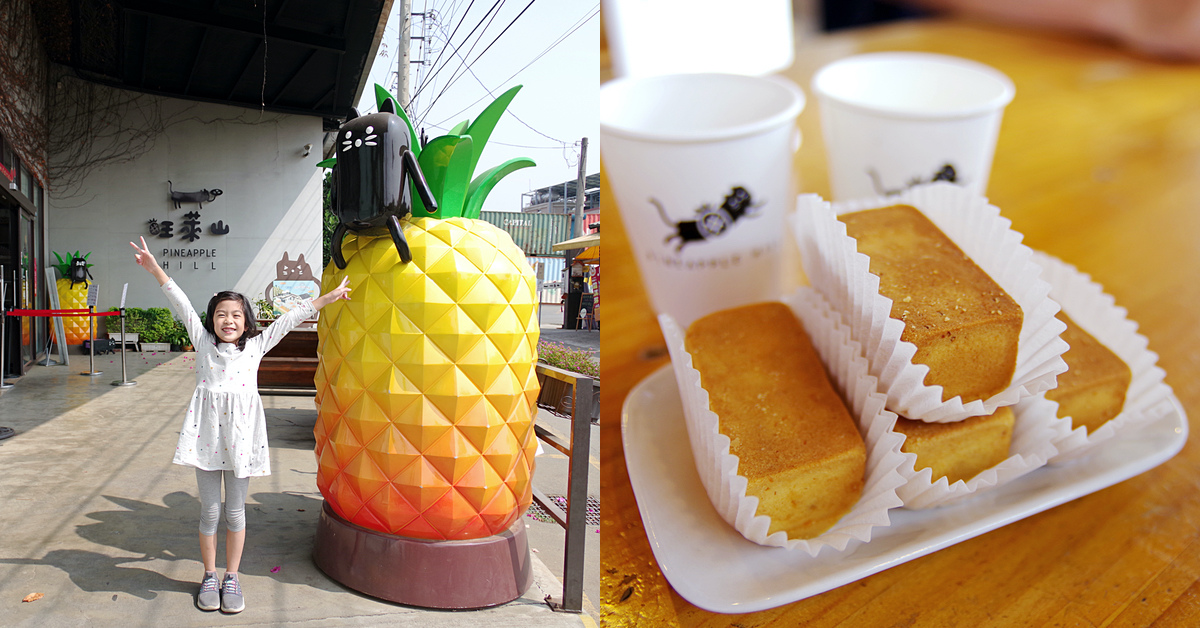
[347,99,395,119]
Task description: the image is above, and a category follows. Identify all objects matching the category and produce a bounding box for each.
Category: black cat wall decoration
[329,99,438,268]
[168,180,223,209]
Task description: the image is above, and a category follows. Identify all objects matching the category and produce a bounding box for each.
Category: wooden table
[601,18,1200,626]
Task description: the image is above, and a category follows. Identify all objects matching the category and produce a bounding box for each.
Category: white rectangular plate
[621,365,1188,614]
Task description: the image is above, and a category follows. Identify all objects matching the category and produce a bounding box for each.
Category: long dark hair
[204,291,260,350]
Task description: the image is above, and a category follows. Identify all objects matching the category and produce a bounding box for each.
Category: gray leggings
[196,468,250,536]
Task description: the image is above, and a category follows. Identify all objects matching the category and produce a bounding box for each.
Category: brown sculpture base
[312,500,533,609]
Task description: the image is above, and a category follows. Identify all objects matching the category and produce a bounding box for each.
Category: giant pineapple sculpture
[314,86,540,541]
[51,251,93,344]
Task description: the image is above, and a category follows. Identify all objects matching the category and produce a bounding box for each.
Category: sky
[356,0,600,214]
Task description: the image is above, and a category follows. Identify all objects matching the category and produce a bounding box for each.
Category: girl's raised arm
[129,236,170,286]
[253,277,350,354]
[132,236,205,346]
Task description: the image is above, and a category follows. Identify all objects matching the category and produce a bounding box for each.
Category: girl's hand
[313,277,351,310]
[129,236,157,269]
[129,236,170,285]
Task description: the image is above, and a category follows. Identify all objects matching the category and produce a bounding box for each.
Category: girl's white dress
[161,279,316,478]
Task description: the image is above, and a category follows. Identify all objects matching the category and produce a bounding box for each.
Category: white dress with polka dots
[161,279,317,478]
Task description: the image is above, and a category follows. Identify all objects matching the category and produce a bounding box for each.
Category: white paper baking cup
[1027,251,1176,464]
[895,392,1065,509]
[793,181,1069,422]
[658,290,907,554]
[783,287,1062,509]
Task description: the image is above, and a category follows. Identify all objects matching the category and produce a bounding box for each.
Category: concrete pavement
[0,348,594,627]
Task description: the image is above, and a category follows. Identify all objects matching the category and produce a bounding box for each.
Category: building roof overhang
[32,0,392,121]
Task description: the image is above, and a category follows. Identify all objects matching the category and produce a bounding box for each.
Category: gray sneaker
[197,572,219,611]
[220,573,244,614]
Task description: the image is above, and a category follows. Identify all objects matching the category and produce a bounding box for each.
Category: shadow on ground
[0,489,342,602]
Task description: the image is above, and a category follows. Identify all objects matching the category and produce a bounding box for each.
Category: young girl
[130,236,350,614]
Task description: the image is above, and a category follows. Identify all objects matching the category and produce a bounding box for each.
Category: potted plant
[169,318,192,351]
[253,297,277,325]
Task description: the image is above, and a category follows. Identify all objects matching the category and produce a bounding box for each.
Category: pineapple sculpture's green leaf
[375,84,420,158]
[52,251,70,276]
[463,86,522,184]
[414,135,474,219]
[464,158,536,220]
[448,119,471,136]
[316,157,337,168]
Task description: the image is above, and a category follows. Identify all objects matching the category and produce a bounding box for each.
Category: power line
[418,0,537,123]
[428,5,596,125]
[426,54,568,146]
[421,4,596,140]
[410,0,503,105]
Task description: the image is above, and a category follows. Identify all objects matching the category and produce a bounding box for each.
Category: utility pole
[574,137,588,237]
[398,0,412,109]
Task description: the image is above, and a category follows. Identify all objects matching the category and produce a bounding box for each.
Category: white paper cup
[602,0,794,78]
[812,52,1014,201]
[601,73,805,328]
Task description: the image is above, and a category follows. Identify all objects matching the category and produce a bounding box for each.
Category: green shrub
[108,307,175,343]
[108,307,145,336]
[537,340,599,379]
[139,307,175,343]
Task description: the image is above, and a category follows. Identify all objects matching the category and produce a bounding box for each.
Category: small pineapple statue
[312,85,541,608]
[51,251,94,345]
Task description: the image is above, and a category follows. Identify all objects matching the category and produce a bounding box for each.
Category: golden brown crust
[1046,312,1131,433]
[896,406,1015,484]
[685,302,865,538]
[840,205,1022,403]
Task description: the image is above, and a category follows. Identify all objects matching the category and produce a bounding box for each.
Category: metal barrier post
[81,305,101,377]
[111,308,136,387]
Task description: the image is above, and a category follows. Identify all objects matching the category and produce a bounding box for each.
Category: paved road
[0,351,594,627]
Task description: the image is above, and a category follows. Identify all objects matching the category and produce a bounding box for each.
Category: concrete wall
[47,93,326,326]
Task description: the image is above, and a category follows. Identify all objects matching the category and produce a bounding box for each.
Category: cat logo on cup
[651,186,760,252]
[867,163,959,196]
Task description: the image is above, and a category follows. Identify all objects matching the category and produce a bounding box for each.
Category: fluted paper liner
[659,288,907,554]
[794,182,1069,422]
[784,288,1063,509]
[1026,251,1176,464]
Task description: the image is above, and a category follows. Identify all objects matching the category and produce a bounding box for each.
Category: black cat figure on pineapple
[329,98,438,269]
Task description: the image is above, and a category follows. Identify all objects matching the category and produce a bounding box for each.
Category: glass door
[0,201,13,379]
[19,211,33,368]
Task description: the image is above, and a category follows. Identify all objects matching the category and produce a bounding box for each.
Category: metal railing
[532,363,594,613]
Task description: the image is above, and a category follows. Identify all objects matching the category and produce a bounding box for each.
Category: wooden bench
[258,325,318,394]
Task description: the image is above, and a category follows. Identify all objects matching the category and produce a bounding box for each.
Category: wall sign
[147,181,232,270]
